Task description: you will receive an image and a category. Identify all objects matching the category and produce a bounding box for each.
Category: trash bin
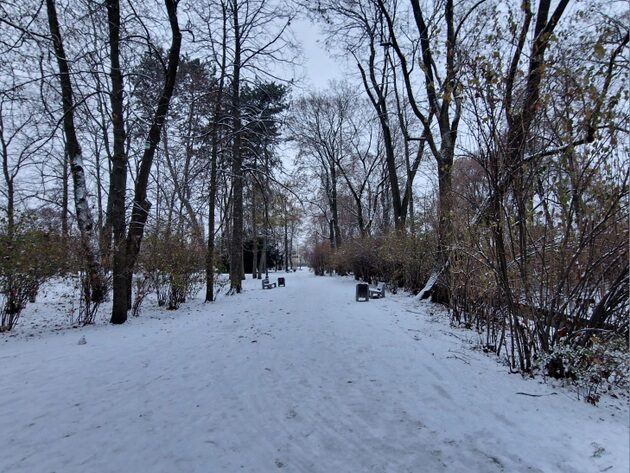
[356,282,369,302]
[278,277,285,287]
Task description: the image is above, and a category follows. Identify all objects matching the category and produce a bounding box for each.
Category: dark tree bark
[283,197,289,271]
[355,42,404,230]
[106,0,129,324]
[206,6,228,301]
[251,184,258,278]
[205,134,220,300]
[61,150,69,242]
[0,128,14,237]
[111,0,182,324]
[329,160,342,248]
[229,0,244,293]
[259,148,270,279]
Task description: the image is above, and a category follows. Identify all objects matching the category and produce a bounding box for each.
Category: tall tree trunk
[1,135,15,237]
[357,200,366,237]
[283,198,289,271]
[94,141,104,237]
[328,219,334,249]
[431,155,454,304]
[259,222,267,279]
[1,135,17,326]
[381,121,404,229]
[251,186,258,278]
[330,163,342,248]
[289,226,294,270]
[205,2,228,302]
[46,0,106,303]
[113,0,182,323]
[436,156,453,267]
[92,74,111,257]
[356,39,405,229]
[259,153,269,279]
[205,133,219,301]
[408,188,415,233]
[229,0,244,293]
[61,150,69,242]
[107,0,129,324]
[381,178,390,230]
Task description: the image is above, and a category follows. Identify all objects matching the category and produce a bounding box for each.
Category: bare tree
[221,0,295,293]
[45,0,107,304]
[113,0,183,324]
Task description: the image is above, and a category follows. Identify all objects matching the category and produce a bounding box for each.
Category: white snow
[1,270,628,472]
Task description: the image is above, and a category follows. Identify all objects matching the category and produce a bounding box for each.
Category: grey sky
[291,17,348,92]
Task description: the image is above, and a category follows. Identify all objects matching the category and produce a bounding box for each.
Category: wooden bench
[369,282,386,299]
[262,278,276,289]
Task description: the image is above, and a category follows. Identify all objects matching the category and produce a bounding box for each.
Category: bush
[137,231,204,311]
[0,225,66,331]
[324,233,435,293]
[306,242,332,276]
[540,335,630,405]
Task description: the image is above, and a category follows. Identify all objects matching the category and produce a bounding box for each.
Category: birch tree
[45,0,107,305]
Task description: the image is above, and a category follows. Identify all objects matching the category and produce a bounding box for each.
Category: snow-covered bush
[540,336,630,405]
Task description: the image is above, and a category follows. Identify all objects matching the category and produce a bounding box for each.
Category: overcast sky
[290,17,349,92]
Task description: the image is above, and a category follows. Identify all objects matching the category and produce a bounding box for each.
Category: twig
[446,355,470,365]
[515,392,558,397]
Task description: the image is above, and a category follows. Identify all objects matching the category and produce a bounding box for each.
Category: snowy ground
[1,271,628,473]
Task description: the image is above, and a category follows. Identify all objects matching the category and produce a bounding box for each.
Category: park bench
[262,278,276,289]
[369,282,386,299]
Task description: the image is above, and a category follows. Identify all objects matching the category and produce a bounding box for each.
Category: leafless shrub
[138,231,204,311]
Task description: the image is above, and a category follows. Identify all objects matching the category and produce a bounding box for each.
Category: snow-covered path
[1,271,628,473]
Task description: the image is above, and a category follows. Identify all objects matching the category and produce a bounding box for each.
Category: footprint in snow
[591,442,606,458]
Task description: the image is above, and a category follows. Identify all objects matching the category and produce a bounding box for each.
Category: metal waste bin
[355,283,369,302]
